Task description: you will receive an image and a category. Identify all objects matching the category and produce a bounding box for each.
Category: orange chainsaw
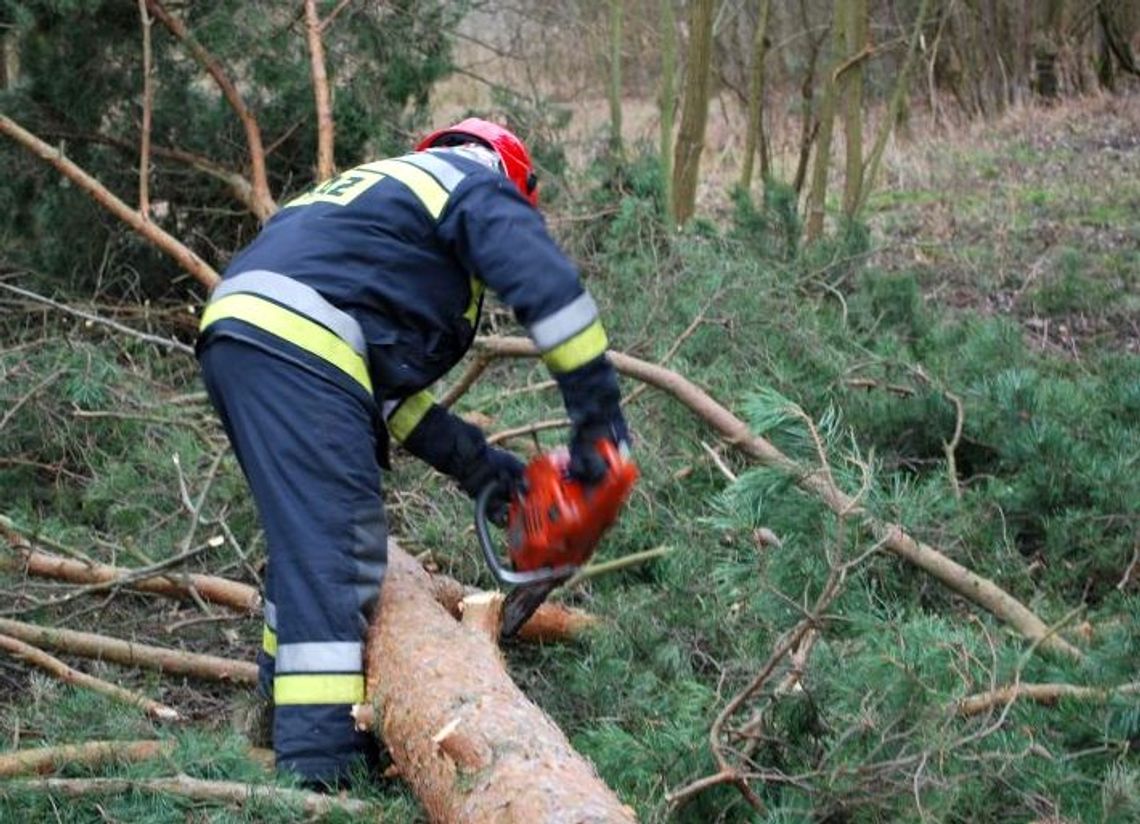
[475,440,638,639]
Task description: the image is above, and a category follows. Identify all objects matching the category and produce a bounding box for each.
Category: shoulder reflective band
[358,157,457,219]
[386,390,435,443]
[274,673,364,706]
[399,152,467,192]
[275,641,362,674]
[528,293,608,374]
[201,294,373,393]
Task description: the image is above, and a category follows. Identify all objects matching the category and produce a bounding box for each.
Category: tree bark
[659,0,677,220]
[304,0,336,181]
[364,541,636,823]
[739,0,771,191]
[805,3,844,243]
[671,0,715,226]
[840,0,867,219]
[608,0,624,161]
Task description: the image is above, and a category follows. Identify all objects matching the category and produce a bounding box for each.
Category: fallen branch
[0,633,181,721]
[956,681,1140,717]
[0,618,257,684]
[363,541,635,821]
[0,739,174,778]
[5,774,373,818]
[1,520,259,613]
[473,336,1082,660]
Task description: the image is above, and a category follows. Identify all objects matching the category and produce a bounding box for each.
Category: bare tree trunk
[364,542,637,822]
[137,0,154,219]
[608,0,624,161]
[304,0,336,181]
[739,0,771,191]
[841,0,867,219]
[858,0,934,214]
[805,3,844,244]
[792,0,827,195]
[659,0,677,220]
[672,0,716,226]
[0,28,18,89]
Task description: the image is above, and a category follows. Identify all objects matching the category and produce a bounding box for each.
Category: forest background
[1,0,1139,821]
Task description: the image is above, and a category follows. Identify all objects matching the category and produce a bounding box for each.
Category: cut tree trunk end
[365,541,636,823]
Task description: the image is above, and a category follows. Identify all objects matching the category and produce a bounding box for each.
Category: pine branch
[0,740,174,778]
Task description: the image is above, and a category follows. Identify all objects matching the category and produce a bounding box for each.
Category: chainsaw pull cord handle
[474,480,580,587]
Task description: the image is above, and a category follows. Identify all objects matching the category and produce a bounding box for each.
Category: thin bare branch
[7,774,374,817]
[0,633,181,721]
[0,617,257,684]
[0,740,174,778]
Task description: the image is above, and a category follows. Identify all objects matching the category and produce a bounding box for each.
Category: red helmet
[416,118,538,207]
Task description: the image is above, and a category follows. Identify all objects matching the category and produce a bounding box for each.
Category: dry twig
[6,774,373,817]
[0,633,181,721]
[0,617,257,684]
[0,739,174,778]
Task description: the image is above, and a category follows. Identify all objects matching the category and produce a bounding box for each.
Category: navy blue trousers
[199,336,385,784]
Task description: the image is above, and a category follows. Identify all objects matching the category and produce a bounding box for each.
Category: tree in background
[0,0,455,297]
[671,0,714,226]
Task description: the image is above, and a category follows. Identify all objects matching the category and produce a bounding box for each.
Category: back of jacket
[223,148,585,400]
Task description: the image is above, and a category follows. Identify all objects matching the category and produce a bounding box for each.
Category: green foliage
[0,0,458,297]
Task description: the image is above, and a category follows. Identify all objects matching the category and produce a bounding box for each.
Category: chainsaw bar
[500,579,565,639]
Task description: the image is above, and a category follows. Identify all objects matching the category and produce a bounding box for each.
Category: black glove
[457,446,525,527]
[569,415,630,486]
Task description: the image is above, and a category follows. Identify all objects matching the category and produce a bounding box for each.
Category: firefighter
[196,118,629,787]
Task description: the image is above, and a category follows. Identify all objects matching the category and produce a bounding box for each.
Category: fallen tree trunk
[363,541,636,823]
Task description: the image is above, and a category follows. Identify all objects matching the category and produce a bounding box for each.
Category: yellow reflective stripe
[358,159,449,218]
[200,294,372,393]
[262,625,277,657]
[541,319,608,373]
[274,673,364,705]
[464,277,485,326]
[387,390,435,443]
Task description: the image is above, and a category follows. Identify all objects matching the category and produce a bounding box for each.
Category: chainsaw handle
[474,482,577,587]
